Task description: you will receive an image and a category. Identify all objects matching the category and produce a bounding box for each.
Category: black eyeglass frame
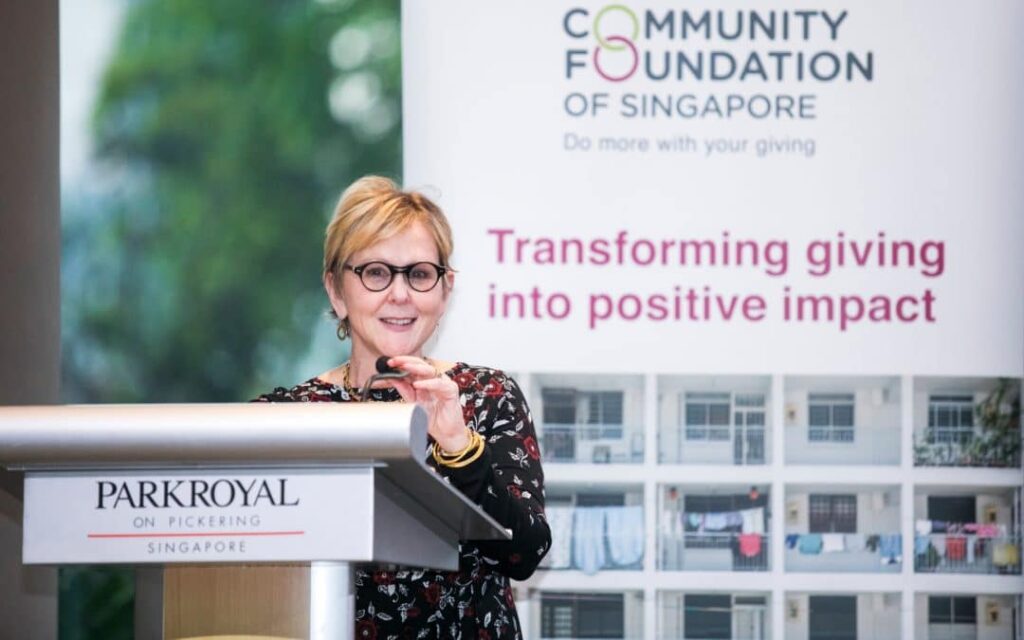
[343,261,449,292]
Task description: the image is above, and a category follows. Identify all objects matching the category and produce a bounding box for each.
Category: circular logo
[592,4,639,82]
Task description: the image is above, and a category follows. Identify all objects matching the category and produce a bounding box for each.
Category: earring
[336,321,349,341]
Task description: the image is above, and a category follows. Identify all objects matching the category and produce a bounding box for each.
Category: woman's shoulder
[448,362,525,398]
[250,377,348,402]
[448,362,514,383]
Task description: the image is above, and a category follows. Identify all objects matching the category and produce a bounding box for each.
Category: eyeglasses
[344,261,447,292]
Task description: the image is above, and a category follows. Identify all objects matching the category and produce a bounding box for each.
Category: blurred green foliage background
[60,0,401,636]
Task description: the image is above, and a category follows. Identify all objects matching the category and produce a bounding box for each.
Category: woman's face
[325,221,453,362]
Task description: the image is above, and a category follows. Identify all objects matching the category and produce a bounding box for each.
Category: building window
[927,496,976,524]
[808,393,854,442]
[576,493,626,507]
[542,388,577,425]
[586,391,624,439]
[927,395,975,444]
[734,393,767,426]
[808,495,857,534]
[928,595,977,625]
[542,388,624,440]
[684,594,731,639]
[541,593,625,639]
[684,392,731,441]
[808,596,856,640]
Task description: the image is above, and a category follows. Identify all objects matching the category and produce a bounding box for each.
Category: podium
[0,403,510,639]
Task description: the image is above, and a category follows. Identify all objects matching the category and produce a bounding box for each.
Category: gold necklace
[339,361,409,403]
[339,363,362,399]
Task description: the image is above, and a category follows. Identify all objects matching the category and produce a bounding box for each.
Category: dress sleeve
[429,370,551,581]
[250,387,296,403]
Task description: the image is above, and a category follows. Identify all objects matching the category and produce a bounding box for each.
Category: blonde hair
[323,176,454,335]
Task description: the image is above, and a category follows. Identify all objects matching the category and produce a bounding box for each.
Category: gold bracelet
[435,440,486,469]
[432,431,484,467]
[432,433,481,465]
[436,429,478,459]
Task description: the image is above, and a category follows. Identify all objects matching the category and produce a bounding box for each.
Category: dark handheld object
[361,356,410,401]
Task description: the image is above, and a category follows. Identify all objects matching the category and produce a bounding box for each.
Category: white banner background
[404,0,1023,376]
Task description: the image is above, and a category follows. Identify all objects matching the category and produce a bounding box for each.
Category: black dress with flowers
[253,363,551,639]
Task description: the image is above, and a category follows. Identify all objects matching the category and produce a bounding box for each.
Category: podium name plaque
[0,403,510,639]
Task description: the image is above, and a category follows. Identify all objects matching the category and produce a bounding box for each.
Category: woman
[254,176,551,639]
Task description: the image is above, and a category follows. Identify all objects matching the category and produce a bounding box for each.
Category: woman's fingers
[385,377,417,403]
[410,377,458,397]
[374,358,465,447]
[387,356,438,379]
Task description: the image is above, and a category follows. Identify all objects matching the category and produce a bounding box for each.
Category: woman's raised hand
[385,356,470,453]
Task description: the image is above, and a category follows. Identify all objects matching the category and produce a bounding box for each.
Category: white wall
[977,595,1018,640]
[858,593,902,640]
[624,590,644,639]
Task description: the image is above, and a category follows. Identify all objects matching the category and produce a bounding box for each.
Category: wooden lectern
[0,403,510,639]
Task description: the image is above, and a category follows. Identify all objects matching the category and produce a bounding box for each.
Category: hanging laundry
[845,533,867,552]
[914,535,931,556]
[913,535,939,569]
[785,534,800,549]
[967,537,976,564]
[686,512,704,531]
[865,535,881,552]
[543,505,574,569]
[975,523,1000,538]
[703,512,730,531]
[879,534,902,565]
[740,508,765,534]
[822,533,846,553]
[993,542,1020,568]
[915,519,932,536]
[945,536,967,561]
[573,507,607,575]
[606,505,645,567]
[798,534,823,555]
[725,511,744,529]
[931,536,947,557]
[738,533,762,558]
[662,507,680,536]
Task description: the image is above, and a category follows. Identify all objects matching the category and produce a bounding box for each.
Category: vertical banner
[403,1,1024,377]
[404,5,1024,637]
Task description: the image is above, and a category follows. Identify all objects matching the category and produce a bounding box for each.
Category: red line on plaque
[87,531,305,539]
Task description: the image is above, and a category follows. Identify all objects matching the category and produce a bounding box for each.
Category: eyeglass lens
[359,262,442,292]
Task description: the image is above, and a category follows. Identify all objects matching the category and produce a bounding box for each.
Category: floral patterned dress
[253,363,551,639]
